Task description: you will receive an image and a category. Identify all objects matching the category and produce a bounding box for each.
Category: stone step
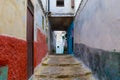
[35,72,95,80]
[47,55,72,58]
[33,55,96,80]
[42,55,80,66]
[35,78,82,80]
[35,66,92,78]
[36,76,95,80]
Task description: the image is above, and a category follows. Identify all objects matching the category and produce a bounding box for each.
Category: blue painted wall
[67,21,74,54]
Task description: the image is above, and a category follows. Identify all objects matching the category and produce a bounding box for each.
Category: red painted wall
[34,29,48,67]
[0,35,27,80]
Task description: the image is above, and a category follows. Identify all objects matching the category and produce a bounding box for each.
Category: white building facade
[49,0,75,16]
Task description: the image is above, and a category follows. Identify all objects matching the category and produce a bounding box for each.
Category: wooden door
[27,0,34,79]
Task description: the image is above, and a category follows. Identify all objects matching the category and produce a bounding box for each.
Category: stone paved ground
[33,55,96,80]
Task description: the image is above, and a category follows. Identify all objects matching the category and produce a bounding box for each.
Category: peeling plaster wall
[74,0,120,52]
[74,44,120,80]
[0,0,27,40]
[74,0,120,79]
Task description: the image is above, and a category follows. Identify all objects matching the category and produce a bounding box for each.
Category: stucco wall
[34,0,48,41]
[74,43,120,80]
[41,0,47,11]
[75,0,81,13]
[74,0,120,51]
[74,0,120,79]
[34,0,48,67]
[51,31,56,51]
[0,36,27,80]
[34,29,48,67]
[0,0,27,40]
[0,0,49,79]
[0,0,27,80]
[49,0,74,15]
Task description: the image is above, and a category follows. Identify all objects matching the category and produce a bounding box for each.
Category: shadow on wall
[74,43,120,80]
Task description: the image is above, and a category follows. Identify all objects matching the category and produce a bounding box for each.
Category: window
[56,0,64,7]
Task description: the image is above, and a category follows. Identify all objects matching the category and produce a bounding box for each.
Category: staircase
[33,55,96,80]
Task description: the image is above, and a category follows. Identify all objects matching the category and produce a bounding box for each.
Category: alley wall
[0,0,27,80]
[0,0,27,40]
[0,0,49,80]
[75,0,81,13]
[74,0,120,80]
[74,0,120,51]
[33,0,48,68]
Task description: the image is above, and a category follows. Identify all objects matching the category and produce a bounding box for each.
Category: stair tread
[35,66,92,78]
[42,55,80,66]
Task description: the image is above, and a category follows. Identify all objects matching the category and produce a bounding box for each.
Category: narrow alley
[0,0,120,80]
[34,55,95,80]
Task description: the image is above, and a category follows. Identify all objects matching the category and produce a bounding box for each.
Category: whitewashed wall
[49,0,74,16]
[74,0,120,51]
[75,0,81,13]
[34,0,48,41]
[41,0,48,11]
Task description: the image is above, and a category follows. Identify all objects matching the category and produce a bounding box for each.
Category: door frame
[27,0,34,79]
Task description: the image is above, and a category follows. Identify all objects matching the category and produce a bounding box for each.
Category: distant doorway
[54,31,66,54]
[27,0,34,79]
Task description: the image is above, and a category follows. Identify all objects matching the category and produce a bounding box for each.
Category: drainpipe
[48,0,50,12]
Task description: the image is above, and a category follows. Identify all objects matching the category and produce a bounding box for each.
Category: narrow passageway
[33,55,96,80]
[0,0,120,80]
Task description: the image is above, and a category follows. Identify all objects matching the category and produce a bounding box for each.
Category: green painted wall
[0,66,8,80]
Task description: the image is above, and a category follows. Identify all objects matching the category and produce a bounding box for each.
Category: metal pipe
[48,0,50,12]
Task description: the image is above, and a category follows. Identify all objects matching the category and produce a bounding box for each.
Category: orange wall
[34,29,48,67]
[0,35,27,80]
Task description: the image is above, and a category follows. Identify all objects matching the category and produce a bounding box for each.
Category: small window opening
[56,0,64,7]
